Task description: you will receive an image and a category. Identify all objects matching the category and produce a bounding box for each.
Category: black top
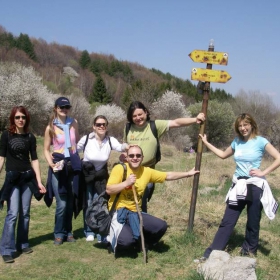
[0,130,38,172]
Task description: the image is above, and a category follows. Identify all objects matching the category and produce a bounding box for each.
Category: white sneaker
[86,235,95,242]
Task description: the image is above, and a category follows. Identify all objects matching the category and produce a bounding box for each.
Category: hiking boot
[107,242,112,254]
[22,247,33,254]
[67,236,76,242]
[54,237,63,245]
[2,255,14,263]
[240,248,256,257]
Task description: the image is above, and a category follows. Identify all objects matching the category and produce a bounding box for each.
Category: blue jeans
[52,172,74,239]
[83,183,101,241]
[0,182,32,256]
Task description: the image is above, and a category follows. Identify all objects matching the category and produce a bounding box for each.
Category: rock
[197,250,257,280]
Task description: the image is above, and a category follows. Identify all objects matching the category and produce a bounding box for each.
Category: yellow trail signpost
[188,40,231,232]
[189,50,229,65]
[191,68,231,83]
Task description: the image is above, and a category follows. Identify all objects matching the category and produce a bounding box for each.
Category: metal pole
[187,40,214,231]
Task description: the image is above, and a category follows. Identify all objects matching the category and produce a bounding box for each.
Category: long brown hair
[8,106,30,133]
[234,113,259,140]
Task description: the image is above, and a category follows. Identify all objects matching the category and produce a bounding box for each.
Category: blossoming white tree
[150,90,193,150]
[0,62,55,134]
[68,93,91,135]
[150,90,190,120]
[94,104,127,139]
[94,104,126,124]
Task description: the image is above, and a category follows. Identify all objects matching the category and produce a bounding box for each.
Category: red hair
[8,106,30,133]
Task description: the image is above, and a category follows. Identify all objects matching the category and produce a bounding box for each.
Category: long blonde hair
[47,107,57,139]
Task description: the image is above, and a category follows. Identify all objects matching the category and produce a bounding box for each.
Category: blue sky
[1,1,280,105]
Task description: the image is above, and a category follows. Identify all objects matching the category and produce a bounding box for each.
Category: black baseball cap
[55,97,71,107]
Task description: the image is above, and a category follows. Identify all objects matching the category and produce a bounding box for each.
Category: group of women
[0,96,279,264]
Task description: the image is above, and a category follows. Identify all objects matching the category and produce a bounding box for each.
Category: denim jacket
[0,169,43,209]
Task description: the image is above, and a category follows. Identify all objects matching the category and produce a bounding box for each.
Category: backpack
[85,162,127,235]
[125,120,161,164]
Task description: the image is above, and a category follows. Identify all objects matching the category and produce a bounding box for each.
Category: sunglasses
[95,123,107,127]
[58,105,71,110]
[128,154,142,159]
[15,115,26,120]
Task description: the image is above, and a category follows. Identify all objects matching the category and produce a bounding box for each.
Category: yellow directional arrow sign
[189,50,228,65]
[191,68,231,83]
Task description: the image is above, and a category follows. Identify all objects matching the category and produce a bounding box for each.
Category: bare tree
[231,90,279,140]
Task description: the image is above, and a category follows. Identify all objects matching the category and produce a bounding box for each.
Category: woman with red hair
[0,106,46,263]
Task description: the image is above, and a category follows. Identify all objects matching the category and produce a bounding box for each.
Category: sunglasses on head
[58,105,71,110]
[15,115,26,120]
[128,154,142,159]
[95,123,107,127]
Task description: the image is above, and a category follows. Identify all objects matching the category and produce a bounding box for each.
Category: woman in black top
[0,106,46,263]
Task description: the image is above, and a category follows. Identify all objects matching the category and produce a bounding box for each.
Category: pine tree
[90,75,112,104]
[0,32,16,49]
[79,50,91,69]
[16,33,37,61]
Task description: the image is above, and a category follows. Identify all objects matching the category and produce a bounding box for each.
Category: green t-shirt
[124,120,169,167]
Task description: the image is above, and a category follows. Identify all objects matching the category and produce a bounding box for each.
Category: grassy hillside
[0,25,233,108]
[0,140,279,279]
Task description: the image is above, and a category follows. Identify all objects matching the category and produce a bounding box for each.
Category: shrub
[188,100,235,148]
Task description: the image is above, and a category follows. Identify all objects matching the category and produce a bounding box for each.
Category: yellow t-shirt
[124,120,169,167]
[107,163,167,212]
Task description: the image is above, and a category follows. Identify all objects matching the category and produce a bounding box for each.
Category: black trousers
[117,213,167,248]
[141,183,155,213]
[204,185,263,258]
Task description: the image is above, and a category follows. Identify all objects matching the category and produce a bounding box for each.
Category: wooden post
[132,185,147,263]
[188,40,214,231]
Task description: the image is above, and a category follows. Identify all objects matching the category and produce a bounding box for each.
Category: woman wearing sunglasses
[44,97,81,246]
[77,115,128,242]
[0,106,46,263]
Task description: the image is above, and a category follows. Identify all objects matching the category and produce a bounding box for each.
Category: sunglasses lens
[59,105,71,109]
[128,154,142,158]
[95,123,106,127]
[15,116,26,120]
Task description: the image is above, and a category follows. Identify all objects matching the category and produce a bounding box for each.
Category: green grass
[0,142,280,279]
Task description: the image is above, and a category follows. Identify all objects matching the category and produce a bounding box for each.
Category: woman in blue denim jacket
[0,106,46,264]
